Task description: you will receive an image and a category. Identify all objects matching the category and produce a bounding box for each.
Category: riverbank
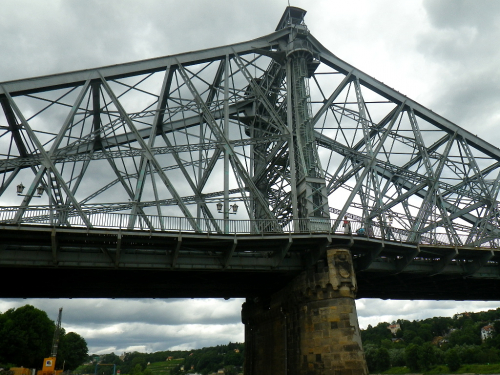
[374,364,500,374]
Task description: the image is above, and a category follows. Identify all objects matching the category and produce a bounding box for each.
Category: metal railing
[0,208,498,248]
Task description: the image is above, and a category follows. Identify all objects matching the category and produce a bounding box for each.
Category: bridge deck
[1,224,499,300]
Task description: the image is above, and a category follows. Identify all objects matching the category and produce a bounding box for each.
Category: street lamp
[17,183,44,197]
[216,201,238,214]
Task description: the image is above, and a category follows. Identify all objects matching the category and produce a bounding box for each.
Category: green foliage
[419,342,437,371]
[0,305,89,370]
[361,307,500,373]
[132,364,144,375]
[388,348,405,367]
[58,332,88,370]
[361,322,393,345]
[179,342,244,375]
[405,343,421,372]
[381,366,411,374]
[78,342,245,375]
[145,359,182,375]
[365,345,391,372]
[0,305,55,368]
[446,348,461,371]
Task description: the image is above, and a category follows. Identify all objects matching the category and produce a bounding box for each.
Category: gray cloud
[417,0,500,133]
[1,0,500,355]
[423,0,500,31]
[0,298,245,354]
[0,298,243,326]
[0,0,284,81]
[2,297,498,354]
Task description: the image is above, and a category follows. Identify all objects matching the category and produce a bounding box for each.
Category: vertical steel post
[224,55,230,233]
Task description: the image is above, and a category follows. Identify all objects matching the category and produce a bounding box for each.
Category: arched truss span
[0,7,499,247]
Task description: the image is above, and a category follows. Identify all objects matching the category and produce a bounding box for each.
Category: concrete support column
[242,248,368,375]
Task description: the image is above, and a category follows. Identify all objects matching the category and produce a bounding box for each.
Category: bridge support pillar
[242,248,367,375]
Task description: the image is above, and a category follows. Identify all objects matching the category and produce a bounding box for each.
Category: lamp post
[216,201,238,234]
[217,201,238,215]
[17,183,44,197]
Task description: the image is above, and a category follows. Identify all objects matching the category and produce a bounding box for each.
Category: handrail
[0,207,498,249]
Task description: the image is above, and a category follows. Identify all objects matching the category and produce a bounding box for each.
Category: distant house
[387,323,400,335]
[166,356,174,361]
[439,338,449,346]
[432,336,448,347]
[234,349,240,353]
[482,325,495,341]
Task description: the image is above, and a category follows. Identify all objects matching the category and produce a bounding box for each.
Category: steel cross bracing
[1,7,500,248]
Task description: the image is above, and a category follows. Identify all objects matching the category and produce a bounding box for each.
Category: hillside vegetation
[75,342,243,375]
[73,307,500,375]
[361,308,500,373]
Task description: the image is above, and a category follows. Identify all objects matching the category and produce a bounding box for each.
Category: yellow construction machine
[37,308,64,375]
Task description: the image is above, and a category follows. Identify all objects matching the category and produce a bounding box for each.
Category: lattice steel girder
[1,7,500,246]
[0,29,290,97]
[309,34,500,160]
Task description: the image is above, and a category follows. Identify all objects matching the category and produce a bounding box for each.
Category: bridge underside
[3,265,499,300]
[1,267,295,299]
[0,267,500,301]
[357,274,500,301]
[1,225,499,300]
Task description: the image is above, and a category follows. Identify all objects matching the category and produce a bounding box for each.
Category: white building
[481,325,495,341]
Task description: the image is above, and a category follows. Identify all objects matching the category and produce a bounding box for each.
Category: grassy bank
[377,363,500,374]
[147,360,184,375]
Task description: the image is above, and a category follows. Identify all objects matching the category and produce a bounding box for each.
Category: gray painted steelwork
[1,7,500,299]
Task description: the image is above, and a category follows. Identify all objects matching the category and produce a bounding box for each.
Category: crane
[38,308,63,375]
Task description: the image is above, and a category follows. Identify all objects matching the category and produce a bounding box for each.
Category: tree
[388,348,405,367]
[365,345,390,372]
[375,348,391,372]
[224,351,243,367]
[363,344,378,372]
[58,332,88,370]
[419,342,436,371]
[445,348,461,371]
[449,323,481,346]
[405,343,421,372]
[131,364,143,375]
[0,305,55,368]
[417,323,433,342]
[402,329,417,343]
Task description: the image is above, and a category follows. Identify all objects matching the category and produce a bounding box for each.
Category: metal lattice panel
[0,7,499,247]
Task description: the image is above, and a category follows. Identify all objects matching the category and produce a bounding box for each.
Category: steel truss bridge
[1,7,500,300]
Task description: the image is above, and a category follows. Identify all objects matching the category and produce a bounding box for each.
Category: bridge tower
[247,7,329,227]
[243,9,366,374]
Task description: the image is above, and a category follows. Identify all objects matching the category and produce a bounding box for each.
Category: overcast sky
[1,0,500,356]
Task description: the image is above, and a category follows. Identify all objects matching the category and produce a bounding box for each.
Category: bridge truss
[1,7,499,248]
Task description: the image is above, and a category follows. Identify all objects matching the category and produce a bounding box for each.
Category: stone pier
[242,248,368,375]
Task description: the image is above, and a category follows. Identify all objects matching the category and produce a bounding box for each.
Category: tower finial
[276,6,307,31]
